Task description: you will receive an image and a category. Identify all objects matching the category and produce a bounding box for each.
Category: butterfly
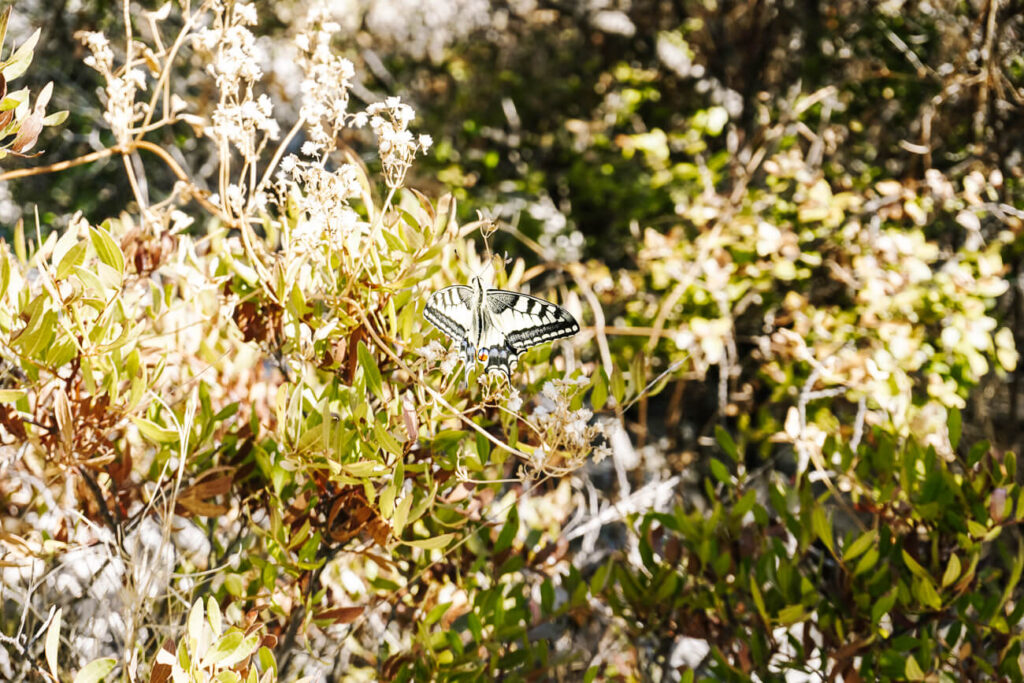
[424,276,580,377]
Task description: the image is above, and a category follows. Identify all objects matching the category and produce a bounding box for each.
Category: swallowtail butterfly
[424,276,580,377]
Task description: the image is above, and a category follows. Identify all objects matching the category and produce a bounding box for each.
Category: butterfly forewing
[423,285,473,341]
[423,278,580,377]
[486,289,580,354]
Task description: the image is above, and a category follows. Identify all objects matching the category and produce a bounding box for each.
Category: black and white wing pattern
[424,276,580,377]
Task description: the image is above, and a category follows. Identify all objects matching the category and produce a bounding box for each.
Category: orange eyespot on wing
[477,350,489,362]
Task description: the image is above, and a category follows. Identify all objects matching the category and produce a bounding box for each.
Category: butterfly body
[424,276,580,377]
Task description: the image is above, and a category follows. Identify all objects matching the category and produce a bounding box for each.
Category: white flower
[235,3,258,25]
[507,388,523,413]
[416,340,445,362]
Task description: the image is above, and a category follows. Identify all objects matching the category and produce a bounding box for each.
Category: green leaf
[968,440,989,467]
[203,630,244,667]
[42,110,69,126]
[590,367,608,411]
[211,631,260,669]
[207,596,222,635]
[392,491,413,537]
[424,601,451,627]
[709,458,731,485]
[811,506,834,554]
[89,225,125,277]
[406,533,455,550]
[901,550,930,581]
[379,477,397,519]
[912,575,942,610]
[2,28,40,81]
[132,417,179,444]
[904,656,925,681]
[853,547,879,576]
[589,561,612,593]
[0,389,26,403]
[72,658,117,683]
[494,503,519,553]
[871,590,897,627]
[343,460,384,477]
[610,363,626,405]
[358,341,384,401]
[777,604,804,625]
[941,553,961,588]
[373,421,403,458]
[750,580,769,625]
[715,425,738,462]
[947,408,962,450]
[56,241,88,279]
[843,528,877,562]
[0,248,10,300]
[73,265,108,297]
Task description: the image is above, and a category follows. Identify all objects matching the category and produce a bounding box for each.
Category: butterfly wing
[423,285,474,342]
[467,288,579,376]
[486,289,580,355]
[424,283,580,378]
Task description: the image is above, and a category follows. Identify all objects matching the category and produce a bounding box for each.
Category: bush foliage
[1,1,1024,681]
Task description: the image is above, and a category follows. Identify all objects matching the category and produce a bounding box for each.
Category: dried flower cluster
[529,377,610,475]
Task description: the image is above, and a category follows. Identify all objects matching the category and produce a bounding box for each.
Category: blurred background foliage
[3,0,1024,681]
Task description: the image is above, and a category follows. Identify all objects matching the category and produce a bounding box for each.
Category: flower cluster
[364,97,433,189]
[78,30,146,146]
[194,3,277,147]
[295,8,355,157]
[274,156,363,255]
[528,377,610,476]
[192,1,263,96]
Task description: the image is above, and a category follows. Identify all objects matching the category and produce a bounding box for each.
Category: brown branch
[0,146,120,181]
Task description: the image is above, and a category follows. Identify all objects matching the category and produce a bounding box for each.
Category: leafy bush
[1,1,1022,681]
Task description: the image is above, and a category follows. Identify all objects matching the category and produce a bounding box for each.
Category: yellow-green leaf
[811,506,834,554]
[207,596,222,636]
[904,655,925,681]
[941,554,961,588]
[590,368,608,411]
[56,241,88,279]
[843,528,877,562]
[358,341,384,401]
[89,226,125,277]
[204,630,259,669]
[901,550,930,581]
[392,492,413,537]
[344,460,384,477]
[0,389,26,403]
[72,657,117,683]
[406,533,455,550]
[132,417,179,444]
[373,421,403,457]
